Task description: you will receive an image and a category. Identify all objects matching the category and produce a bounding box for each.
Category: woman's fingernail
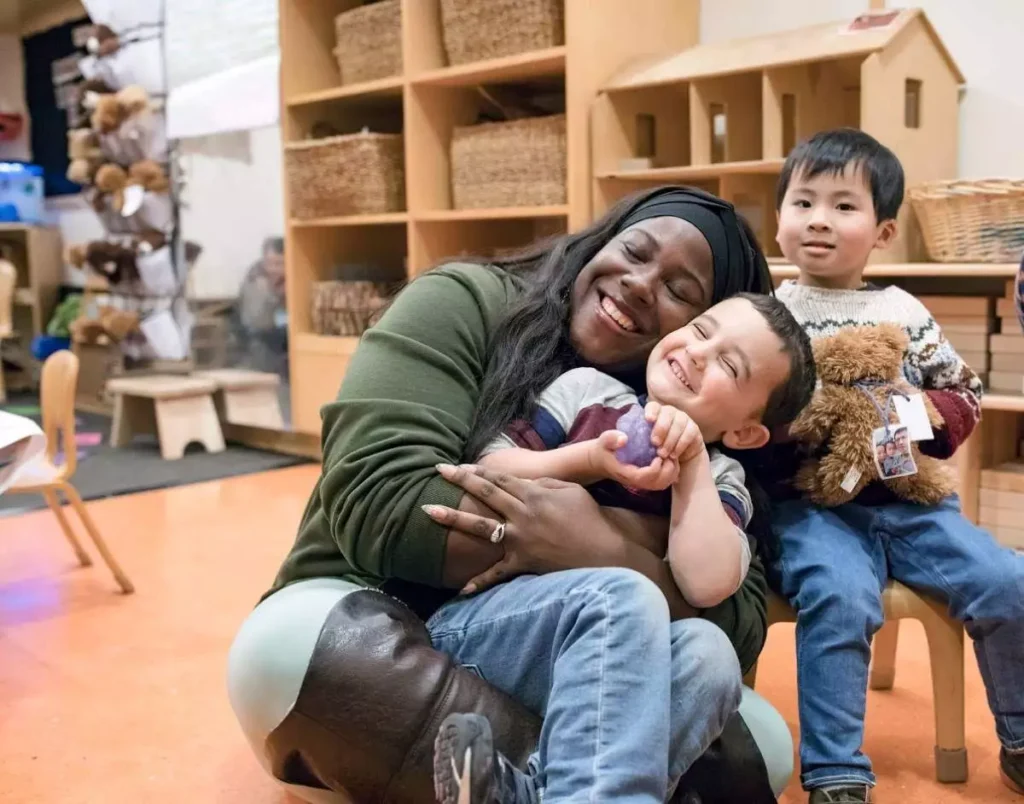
[436,463,455,476]
[422,504,443,517]
[461,584,476,595]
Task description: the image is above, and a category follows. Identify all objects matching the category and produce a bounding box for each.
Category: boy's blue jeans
[426,567,745,803]
[773,495,1024,790]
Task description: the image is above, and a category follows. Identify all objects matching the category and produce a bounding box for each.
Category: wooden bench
[195,369,284,430]
[106,375,226,460]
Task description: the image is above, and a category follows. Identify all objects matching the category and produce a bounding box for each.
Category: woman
[228,187,794,803]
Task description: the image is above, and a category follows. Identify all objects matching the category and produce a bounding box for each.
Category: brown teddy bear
[69,307,139,345]
[94,164,129,212]
[66,129,105,185]
[128,160,169,193]
[67,127,102,160]
[66,239,138,285]
[90,94,126,134]
[789,322,955,507]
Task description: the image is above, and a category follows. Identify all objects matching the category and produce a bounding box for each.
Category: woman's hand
[424,464,622,594]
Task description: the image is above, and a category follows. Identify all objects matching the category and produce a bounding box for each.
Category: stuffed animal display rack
[60,12,195,364]
[789,323,956,507]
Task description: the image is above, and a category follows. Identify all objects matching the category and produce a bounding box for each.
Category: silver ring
[490,522,506,544]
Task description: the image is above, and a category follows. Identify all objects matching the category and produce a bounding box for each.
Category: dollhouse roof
[603,8,964,90]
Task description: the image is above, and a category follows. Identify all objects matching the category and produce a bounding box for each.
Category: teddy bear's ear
[116,85,150,116]
[873,323,908,355]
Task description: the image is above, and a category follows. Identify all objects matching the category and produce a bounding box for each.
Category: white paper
[0,412,47,496]
[893,394,934,441]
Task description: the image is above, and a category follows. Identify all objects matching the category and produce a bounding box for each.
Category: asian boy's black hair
[775,128,905,223]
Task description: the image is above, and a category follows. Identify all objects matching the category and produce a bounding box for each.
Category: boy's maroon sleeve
[919,390,979,459]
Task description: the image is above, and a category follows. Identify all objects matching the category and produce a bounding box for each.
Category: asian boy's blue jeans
[773,495,1024,790]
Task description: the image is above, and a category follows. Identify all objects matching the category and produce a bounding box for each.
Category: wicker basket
[909,179,1024,263]
[451,114,566,209]
[311,280,393,337]
[439,0,564,66]
[334,0,402,84]
[285,132,405,219]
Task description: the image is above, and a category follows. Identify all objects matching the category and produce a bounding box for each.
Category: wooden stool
[745,582,967,783]
[195,369,284,429]
[107,375,226,460]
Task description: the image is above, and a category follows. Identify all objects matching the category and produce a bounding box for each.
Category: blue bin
[0,162,45,224]
[31,335,71,362]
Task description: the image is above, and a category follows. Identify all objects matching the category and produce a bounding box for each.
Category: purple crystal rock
[614,404,658,467]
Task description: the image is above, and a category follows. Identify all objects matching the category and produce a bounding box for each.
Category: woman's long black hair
[458,185,781,561]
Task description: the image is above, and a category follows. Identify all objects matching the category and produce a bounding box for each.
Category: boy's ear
[874,218,898,251]
[722,422,771,451]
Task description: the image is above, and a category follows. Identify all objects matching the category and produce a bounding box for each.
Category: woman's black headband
[616,187,762,304]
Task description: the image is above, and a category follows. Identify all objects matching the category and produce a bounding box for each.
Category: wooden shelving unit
[769,262,1020,281]
[278,0,699,434]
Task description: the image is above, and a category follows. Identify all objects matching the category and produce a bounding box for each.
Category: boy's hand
[645,401,705,464]
[588,431,681,491]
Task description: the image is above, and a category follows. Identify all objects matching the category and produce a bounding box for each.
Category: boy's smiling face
[776,164,898,289]
[645,296,791,450]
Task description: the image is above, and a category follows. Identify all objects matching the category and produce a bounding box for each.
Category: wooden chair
[745,582,966,783]
[0,255,15,403]
[7,350,134,594]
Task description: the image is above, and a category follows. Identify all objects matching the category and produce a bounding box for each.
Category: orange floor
[0,464,1018,804]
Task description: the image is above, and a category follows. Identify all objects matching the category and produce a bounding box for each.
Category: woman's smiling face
[569,216,714,372]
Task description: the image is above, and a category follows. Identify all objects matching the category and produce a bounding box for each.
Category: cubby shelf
[769,263,1020,280]
[286,76,405,107]
[414,206,569,222]
[984,394,1024,413]
[291,213,409,228]
[411,46,567,88]
[597,159,784,183]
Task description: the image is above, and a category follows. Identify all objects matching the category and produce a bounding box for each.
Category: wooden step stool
[106,375,226,460]
[194,369,284,429]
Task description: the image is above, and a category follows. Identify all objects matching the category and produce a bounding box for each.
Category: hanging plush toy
[788,323,955,507]
[93,164,128,212]
[127,160,169,193]
[66,239,138,285]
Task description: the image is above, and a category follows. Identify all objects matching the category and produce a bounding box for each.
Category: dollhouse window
[905,79,922,129]
[782,93,797,154]
[635,113,656,158]
[710,104,726,163]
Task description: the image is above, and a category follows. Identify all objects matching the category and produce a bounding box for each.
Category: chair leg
[918,604,968,783]
[42,488,92,567]
[59,482,135,594]
[869,619,900,691]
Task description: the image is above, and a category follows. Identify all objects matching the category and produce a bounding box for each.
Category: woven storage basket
[440,0,564,66]
[334,0,402,84]
[311,280,393,337]
[451,114,566,209]
[285,133,405,219]
[909,179,1024,263]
